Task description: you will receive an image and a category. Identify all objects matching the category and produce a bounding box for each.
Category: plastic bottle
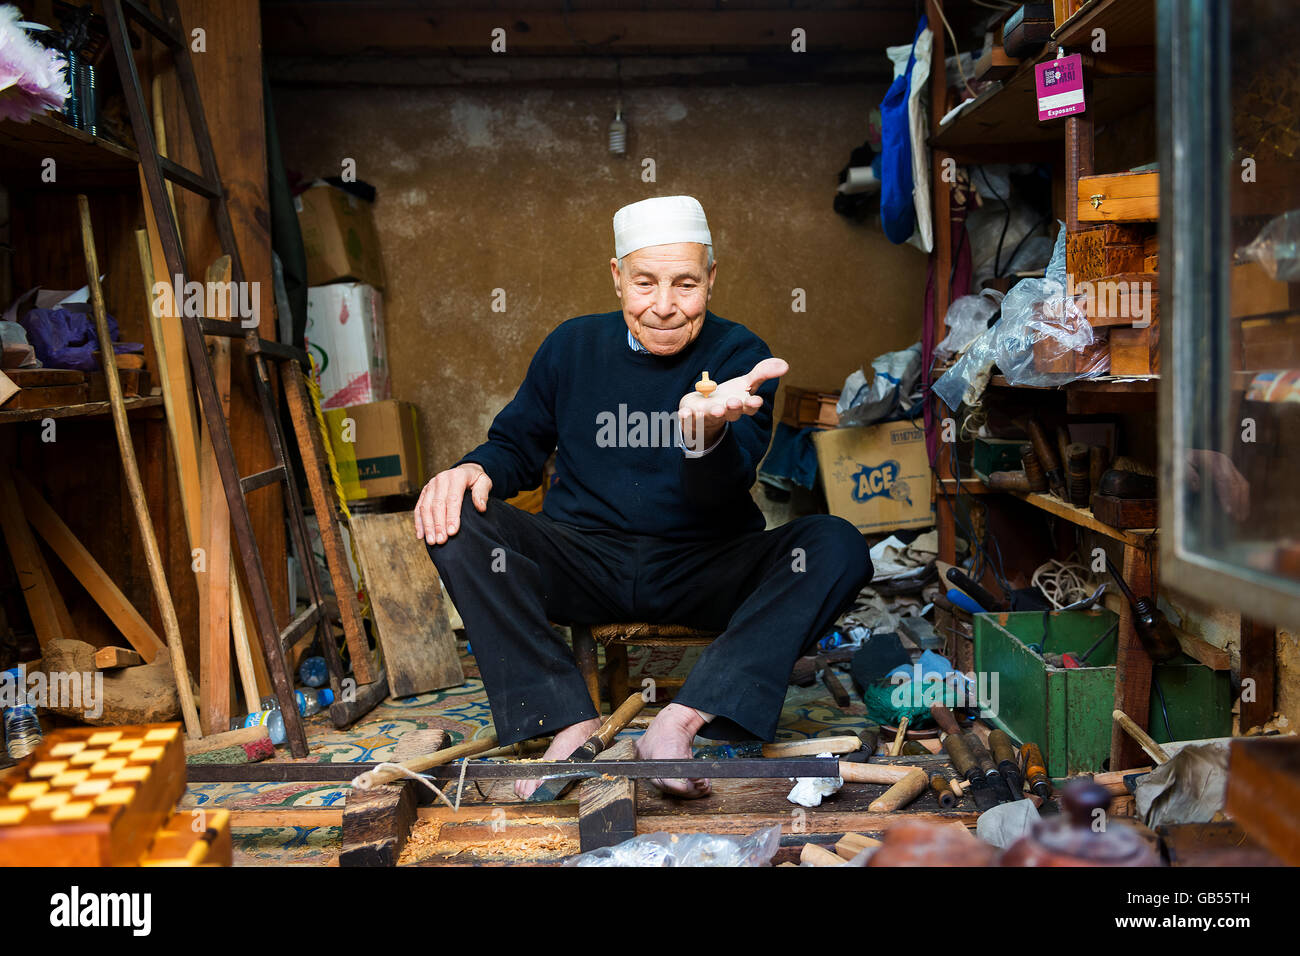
[298,656,328,688]
[296,687,334,716]
[2,667,41,759]
[242,708,287,745]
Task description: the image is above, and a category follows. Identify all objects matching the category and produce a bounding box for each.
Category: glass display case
[1161,0,1300,622]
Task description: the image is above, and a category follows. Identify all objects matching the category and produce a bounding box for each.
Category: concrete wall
[274,83,929,474]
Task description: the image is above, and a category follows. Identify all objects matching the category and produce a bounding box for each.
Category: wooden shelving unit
[0,114,138,188]
[0,396,162,425]
[925,0,1163,770]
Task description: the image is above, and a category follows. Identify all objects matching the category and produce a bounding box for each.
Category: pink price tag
[1035,54,1086,121]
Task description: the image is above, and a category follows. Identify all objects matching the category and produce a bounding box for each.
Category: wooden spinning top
[695,371,717,398]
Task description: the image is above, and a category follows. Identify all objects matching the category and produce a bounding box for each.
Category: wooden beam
[198,255,234,735]
[1110,543,1156,769]
[339,781,418,866]
[12,471,165,663]
[261,6,919,57]
[0,465,75,650]
[1239,618,1276,732]
[577,776,636,851]
[1225,736,1300,866]
[95,646,145,670]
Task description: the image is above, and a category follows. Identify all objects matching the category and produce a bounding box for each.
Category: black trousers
[427,492,873,746]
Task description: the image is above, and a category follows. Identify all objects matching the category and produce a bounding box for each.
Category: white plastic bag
[564,824,783,867]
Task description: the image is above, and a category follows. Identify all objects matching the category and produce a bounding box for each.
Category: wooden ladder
[103,0,372,756]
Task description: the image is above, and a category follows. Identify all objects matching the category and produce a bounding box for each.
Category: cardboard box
[813,421,932,533]
[305,283,390,409]
[323,400,423,499]
[295,181,386,290]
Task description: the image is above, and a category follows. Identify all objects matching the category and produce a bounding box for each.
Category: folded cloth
[758,422,821,490]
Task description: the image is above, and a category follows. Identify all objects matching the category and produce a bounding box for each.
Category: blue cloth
[887,649,955,684]
[759,422,821,490]
[879,16,927,244]
[458,311,777,542]
[18,306,143,372]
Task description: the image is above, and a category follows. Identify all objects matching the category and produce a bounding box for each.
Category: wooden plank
[226,806,345,828]
[94,646,144,669]
[281,363,373,684]
[12,471,164,662]
[0,466,75,650]
[577,776,636,851]
[634,810,978,836]
[339,781,418,867]
[349,512,464,696]
[4,384,90,409]
[1239,619,1276,732]
[183,725,269,756]
[198,255,234,735]
[1110,543,1156,769]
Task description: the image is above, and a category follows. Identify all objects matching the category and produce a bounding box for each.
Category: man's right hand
[414,463,492,545]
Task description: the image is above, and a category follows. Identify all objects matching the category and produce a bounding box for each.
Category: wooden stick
[837,762,924,785]
[184,725,270,756]
[1092,766,1155,795]
[868,767,929,812]
[1112,709,1169,764]
[890,716,910,757]
[78,195,201,739]
[762,736,863,758]
[364,733,501,787]
[799,843,845,867]
[835,832,881,860]
[13,471,164,662]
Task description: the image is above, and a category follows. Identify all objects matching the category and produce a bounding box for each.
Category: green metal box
[973,609,1232,778]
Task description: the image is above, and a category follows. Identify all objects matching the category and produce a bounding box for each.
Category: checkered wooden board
[0,724,185,866]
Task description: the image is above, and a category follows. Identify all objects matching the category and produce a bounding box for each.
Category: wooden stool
[571,623,721,712]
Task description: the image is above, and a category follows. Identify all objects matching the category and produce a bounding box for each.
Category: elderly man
[415,196,871,798]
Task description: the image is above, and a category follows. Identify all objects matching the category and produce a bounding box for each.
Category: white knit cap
[613,195,712,259]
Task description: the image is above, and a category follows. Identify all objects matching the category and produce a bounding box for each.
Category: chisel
[942,732,999,812]
[988,729,1025,799]
[1020,741,1053,801]
[527,693,646,802]
[966,733,1015,803]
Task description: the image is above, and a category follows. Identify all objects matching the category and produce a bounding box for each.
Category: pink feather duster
[0,4,71,123]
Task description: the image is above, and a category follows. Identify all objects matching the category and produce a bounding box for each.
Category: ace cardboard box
[813,421,932,532]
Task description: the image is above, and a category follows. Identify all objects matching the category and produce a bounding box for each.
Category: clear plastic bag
[932,322,998,411]
[934,292,1001,362]
[1238,209,1300,281]
[563,824,782,867]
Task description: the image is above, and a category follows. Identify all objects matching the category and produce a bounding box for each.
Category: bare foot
[635,703,711,798]
[514,717,601,800]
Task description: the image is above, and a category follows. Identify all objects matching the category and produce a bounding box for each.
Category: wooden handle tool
[869,767,929,812]
[527,694,647,802]
[1111,709,1170,765]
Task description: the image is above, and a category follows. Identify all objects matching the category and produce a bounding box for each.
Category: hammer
[527,693,647,802]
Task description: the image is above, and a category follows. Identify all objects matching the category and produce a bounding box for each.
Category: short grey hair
[618,245,714,273]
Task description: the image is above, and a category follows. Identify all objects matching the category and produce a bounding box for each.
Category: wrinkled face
[610,242,716,356]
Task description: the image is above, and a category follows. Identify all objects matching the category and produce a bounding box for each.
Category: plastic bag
[837,343,922,427]
[563,824,783,867]
[934,291,1001,362]
[932,322,998,411]
[1238,209,1300,281]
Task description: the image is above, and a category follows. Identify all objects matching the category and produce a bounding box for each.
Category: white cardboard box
[305,283,390,409]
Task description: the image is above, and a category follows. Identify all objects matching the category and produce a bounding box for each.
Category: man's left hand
[678,356,789,452]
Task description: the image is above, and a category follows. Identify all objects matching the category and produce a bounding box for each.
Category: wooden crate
[781,386,840,429]
[1080,273,1159,328]
[0,724,185,866]
[1109,323,1160,376]
[1067,224,1149,286]
[1077,171,1159,223]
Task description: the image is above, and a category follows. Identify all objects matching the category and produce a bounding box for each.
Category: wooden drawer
[1077,171,1159,222]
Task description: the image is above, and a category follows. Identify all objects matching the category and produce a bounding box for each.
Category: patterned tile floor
[184,643,866,865]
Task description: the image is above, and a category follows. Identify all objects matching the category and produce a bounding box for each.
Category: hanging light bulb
[608,99,627,156]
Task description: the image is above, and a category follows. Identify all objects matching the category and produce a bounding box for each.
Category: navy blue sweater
[458,310,777,541]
